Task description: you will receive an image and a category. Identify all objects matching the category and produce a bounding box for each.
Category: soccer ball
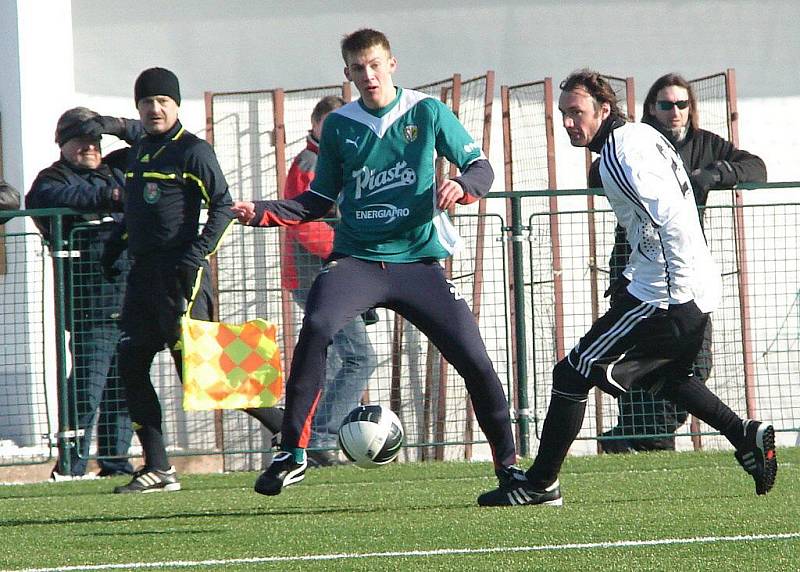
[337,404,404,469]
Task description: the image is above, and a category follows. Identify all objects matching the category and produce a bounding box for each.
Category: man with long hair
[479,70,776,506]
[598,73,766,453]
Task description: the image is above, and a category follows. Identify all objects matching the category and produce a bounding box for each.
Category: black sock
[244,407,284,434]
[658,378,745,448]
[135,425,170,471]
[526,395,587,489]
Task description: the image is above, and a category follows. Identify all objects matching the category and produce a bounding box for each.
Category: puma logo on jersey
[345,136,361,149]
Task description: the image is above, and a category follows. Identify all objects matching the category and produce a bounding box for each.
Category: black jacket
[26,151,127,242]
[641,118,767,207]
[123,120,234,267]
[25,149,130,324]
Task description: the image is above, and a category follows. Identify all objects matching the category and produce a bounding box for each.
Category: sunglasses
[656,100,690,111]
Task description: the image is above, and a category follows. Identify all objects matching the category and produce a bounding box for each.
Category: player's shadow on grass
[0,499,480,529]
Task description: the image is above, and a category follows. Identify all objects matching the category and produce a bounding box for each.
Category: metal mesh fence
[208,76,501,466]
[0,228,52,466]
[214,213,510,465]
[691,71,730,140]
[524,187,800,456]
[3,67,796,475]
[2,186,798,473]
[502,80,560,446]
[65,223,131,473]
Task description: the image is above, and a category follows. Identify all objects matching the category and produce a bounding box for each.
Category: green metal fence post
[509,195,530,456]
[51,214,72,475]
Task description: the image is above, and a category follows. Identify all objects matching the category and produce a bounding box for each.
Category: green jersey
[310,87,484,262]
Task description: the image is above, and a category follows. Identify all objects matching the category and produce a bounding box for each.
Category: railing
[1,182,797,472]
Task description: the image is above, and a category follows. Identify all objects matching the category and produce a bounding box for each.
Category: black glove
[361,308,380,326]
[84,116,126,139]
[712,160,738,187]
[101,186,124,211]
[688,168,721,194]
[100,245,123,282]
[175,264,199,302]
[603,276,629,303]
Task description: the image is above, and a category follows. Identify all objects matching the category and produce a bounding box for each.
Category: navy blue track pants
[282,256,517,468]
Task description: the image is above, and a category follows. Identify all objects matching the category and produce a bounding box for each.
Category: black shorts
[567,287,708,397]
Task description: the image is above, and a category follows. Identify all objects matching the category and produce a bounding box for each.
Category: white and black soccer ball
[337,404,404,469]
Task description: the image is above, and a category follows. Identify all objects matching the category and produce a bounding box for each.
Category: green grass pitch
[0,447,797,571]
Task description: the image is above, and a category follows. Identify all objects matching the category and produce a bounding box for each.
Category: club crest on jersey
[143,182,161,204]
[403,125,418,142]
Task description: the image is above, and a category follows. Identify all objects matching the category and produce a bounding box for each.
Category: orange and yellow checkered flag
[180,316,283,411]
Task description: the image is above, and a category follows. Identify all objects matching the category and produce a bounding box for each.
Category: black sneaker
[254,451,307,496]
[113,466,180,494]
[477,466,563,507]
[734,420,777,495]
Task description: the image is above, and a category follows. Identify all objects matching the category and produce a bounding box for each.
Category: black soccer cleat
[113,466,181,494]
[477,465,563,507]
[734,420,777,495]
[254,451,307,496]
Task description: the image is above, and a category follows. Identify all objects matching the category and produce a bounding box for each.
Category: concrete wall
[68,0,799,187]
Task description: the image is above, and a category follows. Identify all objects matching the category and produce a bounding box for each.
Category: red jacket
[281,134,334,290]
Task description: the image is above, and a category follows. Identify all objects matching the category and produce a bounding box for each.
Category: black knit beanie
[134,67,181,106]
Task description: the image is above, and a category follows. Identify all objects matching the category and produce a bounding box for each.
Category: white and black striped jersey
[598,121,721,312]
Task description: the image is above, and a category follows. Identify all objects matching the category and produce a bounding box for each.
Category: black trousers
[562,289,707,398]
[281,256,518,468]
[528,290,742,488]
[608,320,713,448]
[117,255,212,430]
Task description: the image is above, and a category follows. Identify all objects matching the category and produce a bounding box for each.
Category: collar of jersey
[137,121,185,163]
[357,87,403,118]
[338,88,429,139]
[143,120,184,144]
[588,115,626,154]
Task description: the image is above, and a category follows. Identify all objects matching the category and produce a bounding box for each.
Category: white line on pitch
[6,532,800,572]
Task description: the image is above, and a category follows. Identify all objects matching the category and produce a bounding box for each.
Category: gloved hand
[100,246,122,282]
[688,168,720,194]
[361,308,380,326]
[102,186,124,211]
[84,116,127,139]
[712,160,738,187]
[175,263,199,302]
[603,276,630,304]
